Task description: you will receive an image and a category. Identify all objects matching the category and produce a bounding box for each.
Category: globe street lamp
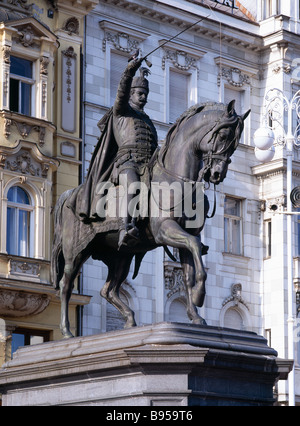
[254,88,300,407]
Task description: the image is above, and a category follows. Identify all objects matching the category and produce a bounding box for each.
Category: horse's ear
[242,109,251,121]
[227,100,236,116]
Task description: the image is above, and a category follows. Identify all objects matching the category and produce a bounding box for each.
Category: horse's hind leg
[180,248,207,326]
[60,256,83,338]
[100,254,136,329]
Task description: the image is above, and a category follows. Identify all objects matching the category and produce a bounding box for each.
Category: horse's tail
[51,189,74,290]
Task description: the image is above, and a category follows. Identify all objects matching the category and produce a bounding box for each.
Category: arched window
[6,186,33,257]
[224,308,244,330]
[167,298,189,323]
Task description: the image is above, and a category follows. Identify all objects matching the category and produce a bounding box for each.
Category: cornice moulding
[159,39,207,58]
[56,0,98,15]
[100,0,262,52]
[252,158,300,179]
[214,56,259,76]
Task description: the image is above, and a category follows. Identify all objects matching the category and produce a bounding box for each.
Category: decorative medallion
[19,25,35,47]
[63,17,79,35]
[218,67,250,87]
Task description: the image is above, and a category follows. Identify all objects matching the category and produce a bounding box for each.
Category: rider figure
[112,58,158,248]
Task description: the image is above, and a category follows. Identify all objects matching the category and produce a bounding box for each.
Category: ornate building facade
[81,0,300,405]
[0,0,97,369]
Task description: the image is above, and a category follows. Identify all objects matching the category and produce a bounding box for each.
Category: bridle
[156,114,239,219]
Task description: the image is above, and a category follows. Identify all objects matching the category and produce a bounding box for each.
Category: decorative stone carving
[6,0,31,10]
[273,63,292,75]
[9,259,40,276]
[63,17,79,35]
[40,56,50,75]
[164,262,185,298]
[222,283,249,310]
[266,195,287,211]
[102,31,140,53]
[62,47,77,103]
[19,25,35,47]
[4,150,49,177]
[6,151,37,176]
[0,289,50,318]
[4,119,11,139]
[2,46,11,64]
[3,118,46,146]
[0,154,6,168]
[61,47,77,133]
[162,49,199,76]
[218,67,250,87]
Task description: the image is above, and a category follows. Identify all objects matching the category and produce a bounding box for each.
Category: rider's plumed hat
[132,67,150,93]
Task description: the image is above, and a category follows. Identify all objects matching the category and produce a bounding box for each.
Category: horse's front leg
[59,265,75,339]
[179,248,207,325]
[60,256,84,339]
[155,219,207,307]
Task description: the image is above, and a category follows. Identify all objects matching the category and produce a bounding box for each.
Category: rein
[156,150,218,219]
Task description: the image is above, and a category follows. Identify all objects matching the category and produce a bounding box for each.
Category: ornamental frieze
[0,289,50,318]
[4,150,48,177]
[3,118,46,146]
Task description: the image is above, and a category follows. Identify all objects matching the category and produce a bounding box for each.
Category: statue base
[0,323,292,406]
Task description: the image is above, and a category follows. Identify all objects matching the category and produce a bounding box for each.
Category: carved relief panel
[61,46,77,133]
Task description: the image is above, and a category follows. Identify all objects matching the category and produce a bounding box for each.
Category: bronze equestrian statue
[68,58,158,249]
[51,58,250,338]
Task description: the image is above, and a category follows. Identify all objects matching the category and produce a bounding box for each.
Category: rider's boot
[118,218,139,249]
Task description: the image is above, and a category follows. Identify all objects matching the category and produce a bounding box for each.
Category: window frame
[6,186,34,258]
[109,50,130,107]
[168,67,191,124]
[164,60,197,124]
[9,55,35,117]
[11,327,50,357]
[224,196,243,256]
[264,219,272,259]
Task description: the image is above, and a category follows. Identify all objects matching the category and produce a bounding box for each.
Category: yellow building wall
[0,0,96,369]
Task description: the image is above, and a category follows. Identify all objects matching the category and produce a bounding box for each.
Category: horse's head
[198,101,250,185]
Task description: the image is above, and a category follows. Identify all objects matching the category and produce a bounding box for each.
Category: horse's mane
[160,101,243,160]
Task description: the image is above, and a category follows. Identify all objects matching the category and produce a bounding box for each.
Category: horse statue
[51,100,250,338]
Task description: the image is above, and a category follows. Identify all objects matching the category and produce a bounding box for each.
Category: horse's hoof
[192,317,207,326]
[61,329,74,339]
[124,321,137,329]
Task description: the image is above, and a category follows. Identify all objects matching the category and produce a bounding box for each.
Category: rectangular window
[169,69,189,124]
[11,328,50,357]
[9,56,34,116]
[224,196,243,255]
[6,186,32,257]
[265,0,279,18]
[264,220,272,258]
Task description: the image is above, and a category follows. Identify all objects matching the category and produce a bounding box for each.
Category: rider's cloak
[67,108,118,221]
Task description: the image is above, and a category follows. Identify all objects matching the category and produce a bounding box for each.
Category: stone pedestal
[0,323,292,406]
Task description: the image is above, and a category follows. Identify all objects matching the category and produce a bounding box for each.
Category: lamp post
[254,88,300,407]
